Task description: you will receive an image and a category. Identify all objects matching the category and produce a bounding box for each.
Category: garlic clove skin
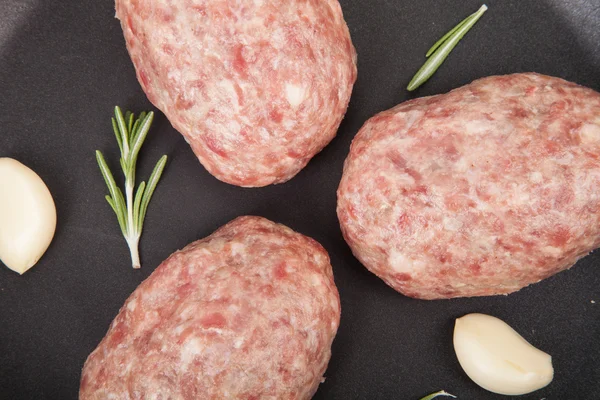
[453,313,554,396]
[0,158,57,274]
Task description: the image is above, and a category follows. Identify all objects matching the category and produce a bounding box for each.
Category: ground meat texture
[80,216,340,399]
[115,0,357,187]
[337,73,600,300]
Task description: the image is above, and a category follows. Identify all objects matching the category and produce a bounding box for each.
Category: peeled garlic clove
[0,158,57,274]
[453,313,553,396]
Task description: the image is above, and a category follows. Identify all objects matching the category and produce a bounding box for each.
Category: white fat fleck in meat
[216,79,241,111]
[229,242,245,256]
[443,217,463,232]
[463,119,493,135]
[401,110,423,131]
[510,183,533,206]
[579,123,600,144]
[180,338,204,367]
[126,298,137,312]
[292,354,308,372]
[529,171,543,184]
[311,273,323,286]
[387,249,414,274]
[555,152,574,165]
[542,245,563,257]
[454,157,471,173]
[285,83,306,107]
[233,337,245,349]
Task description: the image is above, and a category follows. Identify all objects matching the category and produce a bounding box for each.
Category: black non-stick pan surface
[1,0,599,398]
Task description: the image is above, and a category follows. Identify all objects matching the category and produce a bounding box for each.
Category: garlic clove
[0,158,57,274]
[453,313,553,396]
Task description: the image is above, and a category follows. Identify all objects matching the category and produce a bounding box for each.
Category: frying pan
[0,0,598,398]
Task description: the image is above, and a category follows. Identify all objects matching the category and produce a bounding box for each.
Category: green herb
[407,4,488,91]
[419,390,457,400]
[96,106,167,269]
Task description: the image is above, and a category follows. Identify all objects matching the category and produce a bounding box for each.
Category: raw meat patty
[80,216,340,399]
[337,73,600,299]
[116,0,357,187]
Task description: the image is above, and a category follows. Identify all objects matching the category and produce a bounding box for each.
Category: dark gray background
[0,0,599,399]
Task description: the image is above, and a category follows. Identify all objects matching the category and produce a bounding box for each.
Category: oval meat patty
[80,216,340,399]
[115,0,357,187]
[337,73,600,300]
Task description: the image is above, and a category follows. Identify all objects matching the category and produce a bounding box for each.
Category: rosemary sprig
[407,4,488,91]
[96,106,167,269]
[419,390,457,400]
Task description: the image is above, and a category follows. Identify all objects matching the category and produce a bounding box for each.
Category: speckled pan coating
[80,216,340,399]
[116,0,357,187]
[338,73,600,299]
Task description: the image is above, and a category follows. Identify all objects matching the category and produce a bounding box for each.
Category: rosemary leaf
[419,390,457,400]
[131,119,142,142]
[105,195,116,212]
[133,181,146,230]
[136,112,148,133]
[111,118,123,156]
[130,112,154,164]
[126,159,136,190]
[119,157,127,177]
[138,155,167,232]
[96,151,121,207]
[113,186,128,233]
[104,195,118,220]
[408,4,488,91]
[426,14,474,57]
[105,195,127,235]
[114,107,130,153]
[126,111,134,135]
[130,111,147,145]
[96,151,128,235]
